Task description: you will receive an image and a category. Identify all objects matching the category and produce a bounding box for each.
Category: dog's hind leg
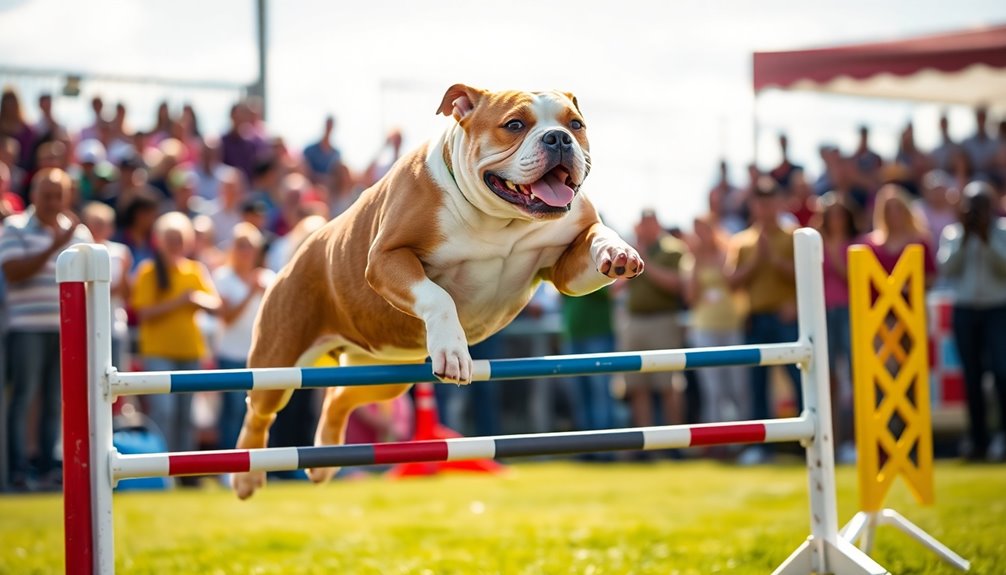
[306,354,415,484]
[232,300,331,499]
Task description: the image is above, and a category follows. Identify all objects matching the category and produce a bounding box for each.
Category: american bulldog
[233,84,643,499]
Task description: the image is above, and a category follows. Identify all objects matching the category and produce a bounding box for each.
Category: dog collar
[442,141,457,185]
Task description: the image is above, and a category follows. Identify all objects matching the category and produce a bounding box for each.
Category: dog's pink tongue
[529,172,575,207]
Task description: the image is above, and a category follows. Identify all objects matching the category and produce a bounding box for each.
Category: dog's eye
[504,119,525,132]
[570,119,584,130]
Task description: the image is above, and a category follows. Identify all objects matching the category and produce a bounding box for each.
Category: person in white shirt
[209,168,245,250]
[961,107,999,174]
[212,223,275,449]
[0,169,92,489]
[81,202,132,369]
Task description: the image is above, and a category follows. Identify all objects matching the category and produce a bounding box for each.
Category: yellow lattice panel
[848,245,934,513]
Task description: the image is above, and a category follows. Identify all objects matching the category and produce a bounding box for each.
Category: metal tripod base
[773,536,890,574]
[840,510,970,572]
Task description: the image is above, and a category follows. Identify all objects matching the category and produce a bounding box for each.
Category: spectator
[938,182,1006,462]
[682,216,747,425]
[209,167,245,249]
[560,285,617,434]
[831,155,874,227]
[620,209,687,436]
[852,125,883,180]
[35,140,69,172]
[73,139,108,206]
[930,113,960,172]
[813,192,859,463]
[248,155,283,232]
[0,137,26,198]
[895,123,933,196]
[813,145,840,197]
[81,202,131,368]
[109,102,130,148]
[240,196,270,233]
[192,215,226,272]
[344,397,414,447]
[149,101,172,146]
[862,184,936,283]
[0,88,35,169]
[948,147,975,193]
[302,115,342,184]
[275,172,309,237]
[726,176,802,464]
[221,102,258,182]
[1,162,24,215]
[918,170,958,244]
[130,212,221,455]
[326,155,359,218]
[962,106,998,174]
[708,160,747,235]
[170,105,200,164]
[362,129,404,188]
[194,138,224,201]
[213,223,275,450]
[34,93,64,139]
[115,190,159,270]
[165,168,200,217]
[769,133,802,190]
[100,147,152,219]
[79,96,105,143]
[0,168,91,489]
[148,138,186,199]
[786,169,815,226]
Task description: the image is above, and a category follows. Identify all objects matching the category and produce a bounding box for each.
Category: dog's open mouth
[484,167,578,214]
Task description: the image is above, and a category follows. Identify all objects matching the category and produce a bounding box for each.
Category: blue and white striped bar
[108,342,811,396]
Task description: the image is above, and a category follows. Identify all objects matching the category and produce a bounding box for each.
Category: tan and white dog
[233,84,643,499]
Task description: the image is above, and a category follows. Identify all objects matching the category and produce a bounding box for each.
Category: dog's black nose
[542,129,573,151]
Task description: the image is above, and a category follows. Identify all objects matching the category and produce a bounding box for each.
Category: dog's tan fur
[233,85,642,499]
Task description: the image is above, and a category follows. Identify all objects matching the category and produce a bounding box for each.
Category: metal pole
[252,0,268,118]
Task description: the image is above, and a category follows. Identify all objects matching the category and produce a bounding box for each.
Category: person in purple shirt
[0,88,36,170]
[221,102,260,183]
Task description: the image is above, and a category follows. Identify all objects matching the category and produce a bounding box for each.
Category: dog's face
[438,84,590,221]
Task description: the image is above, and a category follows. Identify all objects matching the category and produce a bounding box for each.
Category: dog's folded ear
[437,84,486,121]
[562,92,580,112]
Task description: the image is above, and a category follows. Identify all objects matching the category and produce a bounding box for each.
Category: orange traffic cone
[387,382,504,477]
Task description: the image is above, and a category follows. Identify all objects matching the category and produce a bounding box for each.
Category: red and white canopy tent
[753,24,1006,106]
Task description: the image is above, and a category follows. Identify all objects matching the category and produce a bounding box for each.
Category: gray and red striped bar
[112,417,813,480]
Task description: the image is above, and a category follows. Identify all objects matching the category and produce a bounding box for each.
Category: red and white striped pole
[57,245,115,575]
[387,382,503,477]
[60,279,92,574]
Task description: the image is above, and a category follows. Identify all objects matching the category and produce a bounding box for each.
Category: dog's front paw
[596,243,644,279]
[427,323,472,384]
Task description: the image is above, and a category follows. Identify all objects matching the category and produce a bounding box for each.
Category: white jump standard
[56,229,891,574]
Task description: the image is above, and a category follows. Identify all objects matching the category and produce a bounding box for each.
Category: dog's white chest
[422,210,580,337]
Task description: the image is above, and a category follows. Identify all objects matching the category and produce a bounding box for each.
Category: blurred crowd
[1,85,1005,491]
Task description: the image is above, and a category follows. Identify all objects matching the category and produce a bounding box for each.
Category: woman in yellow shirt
[683,216,748,425]
[131,211,220,454]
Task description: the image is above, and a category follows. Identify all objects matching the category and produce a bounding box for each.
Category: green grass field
[1,461,1003,574]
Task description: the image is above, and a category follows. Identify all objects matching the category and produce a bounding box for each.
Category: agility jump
[57,229,893,575]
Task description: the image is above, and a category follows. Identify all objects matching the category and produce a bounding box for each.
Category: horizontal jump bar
[111,417,814,480]
[109,342,810,396]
